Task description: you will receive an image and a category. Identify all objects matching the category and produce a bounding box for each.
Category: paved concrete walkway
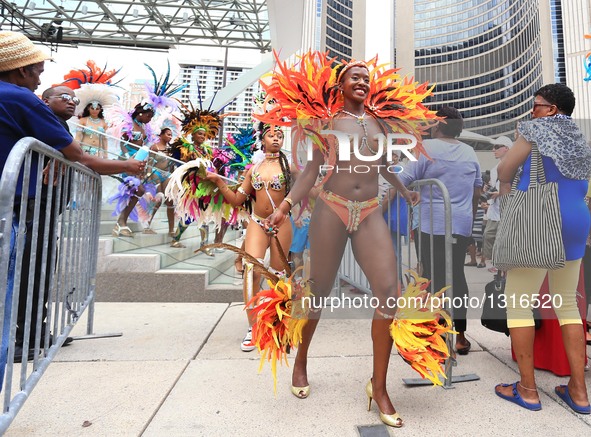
[5,268,591,436]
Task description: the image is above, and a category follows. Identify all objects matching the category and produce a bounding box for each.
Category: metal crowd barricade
[336,178,479,388]
[0,137,102,432]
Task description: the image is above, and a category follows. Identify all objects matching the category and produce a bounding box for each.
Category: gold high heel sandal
[291,385,310,399]
[365,380,403,428]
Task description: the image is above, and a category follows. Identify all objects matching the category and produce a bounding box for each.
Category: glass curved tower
[413,0,547,137]
[324,0,354,59]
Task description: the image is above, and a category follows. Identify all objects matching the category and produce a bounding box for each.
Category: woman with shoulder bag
[494,84,591,414]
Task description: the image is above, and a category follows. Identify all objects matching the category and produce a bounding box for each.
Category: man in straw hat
[0,31,145,362]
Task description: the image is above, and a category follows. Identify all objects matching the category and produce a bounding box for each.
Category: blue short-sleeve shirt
[0,81,73,197]
[398,138,483,237]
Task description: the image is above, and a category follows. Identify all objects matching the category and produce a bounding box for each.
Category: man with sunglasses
[42,86,80,133]
[482,135,513,272]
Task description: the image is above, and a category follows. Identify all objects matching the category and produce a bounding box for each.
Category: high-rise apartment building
[178,64,261,143]
[324,0,353,59]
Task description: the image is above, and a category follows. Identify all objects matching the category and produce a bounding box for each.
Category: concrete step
[114,230,239,267]
[95,185,248,302]
[96,227,245,302]
[99,208,172,235]
[94,273,243,302]
[109,226,201,253]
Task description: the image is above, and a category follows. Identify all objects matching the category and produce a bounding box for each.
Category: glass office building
[324,0,353,60]
[413,0,547,137]
[550,0,566,84]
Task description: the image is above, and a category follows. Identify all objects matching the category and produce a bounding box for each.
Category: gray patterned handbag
[492,144,565,270]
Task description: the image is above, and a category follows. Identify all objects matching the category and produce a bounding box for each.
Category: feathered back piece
[256,51,340,125]
[75,83,119,116]
[60,60,121,89]
[177,101,223,140]
[215,125,257,180]
[362,59,438,157]
[142,61,186,115]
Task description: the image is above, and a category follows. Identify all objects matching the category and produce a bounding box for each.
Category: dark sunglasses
[49,94,80,105]
[532,102,554,110]
[492,145,507,150]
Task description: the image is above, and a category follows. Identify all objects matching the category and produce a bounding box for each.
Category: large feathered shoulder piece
[215,125,257,180]
[258,50,438,159]
[60,60,122,89]
[142,61,186,115]
[362,58,438,156]
[256,50,340,126]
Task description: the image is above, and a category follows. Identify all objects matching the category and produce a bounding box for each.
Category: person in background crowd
[482,136,513,272]
[399,106,482,356]
[207,123,292,352]
[75,101,109,158]
[42,86,79,132]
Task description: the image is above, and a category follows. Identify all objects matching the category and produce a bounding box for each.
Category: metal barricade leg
[401,180,479,388]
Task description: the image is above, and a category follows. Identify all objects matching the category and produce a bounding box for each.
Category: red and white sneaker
[240,328,255,352]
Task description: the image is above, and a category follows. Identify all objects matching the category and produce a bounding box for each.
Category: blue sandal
[555,385,591,414]
[495,382,542,411]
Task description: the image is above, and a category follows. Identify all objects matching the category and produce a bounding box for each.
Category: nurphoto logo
[305,131,418,175]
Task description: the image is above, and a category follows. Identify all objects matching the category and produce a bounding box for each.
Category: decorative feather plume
[390,271,455,386]
[195,242,310,393]
[107,176,142,220]
[142,61,187,115]
[176,101,223,140]
[59,60,122,89]
[257,50,439,171]
[216,125,257,179]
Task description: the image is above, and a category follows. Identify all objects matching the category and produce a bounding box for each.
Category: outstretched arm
[268,148,324,226]
[61,140,145,175]
[381,156,419,205]
[206,169,252,207]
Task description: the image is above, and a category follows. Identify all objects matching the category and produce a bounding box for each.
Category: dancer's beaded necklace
[339,109,377,154]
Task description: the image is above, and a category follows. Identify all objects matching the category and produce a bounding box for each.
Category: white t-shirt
[487,163,501,221]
